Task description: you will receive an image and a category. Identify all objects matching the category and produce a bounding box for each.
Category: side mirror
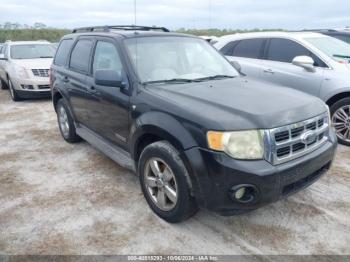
[230,60,246,76]
[0,54,7,60]
[292,56,315,72]
[94,69,123,87]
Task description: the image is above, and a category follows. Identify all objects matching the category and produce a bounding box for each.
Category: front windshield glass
[304,37,350,63]
[124,36,238,83]
[10,44,56,59]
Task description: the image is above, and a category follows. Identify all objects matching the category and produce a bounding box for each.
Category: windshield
[333,35,350,44]
[10,44,56,59]
[304,37,350,63]
[124,36,238,83]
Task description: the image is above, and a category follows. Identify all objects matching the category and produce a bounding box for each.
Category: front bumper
[183,130,337,215]
[11,77,51,98]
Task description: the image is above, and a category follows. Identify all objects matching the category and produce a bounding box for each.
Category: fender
[321,87,350,104]
[129,111,205,204]
[130,111,198,160]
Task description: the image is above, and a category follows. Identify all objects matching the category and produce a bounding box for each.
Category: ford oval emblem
[300,130,317,145]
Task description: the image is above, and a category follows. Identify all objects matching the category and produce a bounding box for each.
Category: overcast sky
[1,0,350,30]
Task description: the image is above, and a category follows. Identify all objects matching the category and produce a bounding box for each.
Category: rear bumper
[184,130,337,215]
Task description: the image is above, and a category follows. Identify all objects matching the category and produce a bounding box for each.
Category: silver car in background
[214,32,350,146]
[0,40,55,101]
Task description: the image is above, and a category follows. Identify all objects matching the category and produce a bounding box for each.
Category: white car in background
[0,41,55,101]
[214,31,350,146]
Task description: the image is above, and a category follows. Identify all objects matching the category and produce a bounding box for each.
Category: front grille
[38,85,50,90]
[267,113,329,165]
[32,69,49,77]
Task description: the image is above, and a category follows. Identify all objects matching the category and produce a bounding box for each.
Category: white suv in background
[214,32,350,146]
[0,41,55,101]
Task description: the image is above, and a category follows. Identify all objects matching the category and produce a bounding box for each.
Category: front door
[84,39,130,147]
[260,38,326,97]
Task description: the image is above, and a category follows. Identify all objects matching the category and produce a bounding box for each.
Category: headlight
[14,66,29,79]
[207,130,265,159]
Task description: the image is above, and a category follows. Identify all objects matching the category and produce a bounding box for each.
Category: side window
[92,41,123,75]
[266,38,327,67]
[220,41,238,56]
[54,39,74,66]
[232,38,265,59]
[70,39,94,73]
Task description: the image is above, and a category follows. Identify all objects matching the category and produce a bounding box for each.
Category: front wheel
[8,79,21,101]
[331,97,350,146]
[138,141,198,223]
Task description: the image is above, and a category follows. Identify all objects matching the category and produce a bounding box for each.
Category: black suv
[51,25,337,223]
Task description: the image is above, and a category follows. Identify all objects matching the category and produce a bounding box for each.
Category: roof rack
[72,25,170,33]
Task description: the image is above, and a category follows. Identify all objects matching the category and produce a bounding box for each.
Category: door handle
[263,68,274,74]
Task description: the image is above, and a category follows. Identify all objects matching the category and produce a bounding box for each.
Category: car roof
[6,41,51,45]
[218,31,328,42]
[63,30,195,40]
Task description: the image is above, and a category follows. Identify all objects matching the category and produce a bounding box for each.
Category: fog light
[235,187,246,200]
[21,84,33,90]
[229,184,259,203]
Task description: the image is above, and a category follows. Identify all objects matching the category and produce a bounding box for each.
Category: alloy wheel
[58,106,70,138]
[144,157,178,211]
[332,105,350,143]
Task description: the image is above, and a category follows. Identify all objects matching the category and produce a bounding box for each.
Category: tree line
[0,22,284,42]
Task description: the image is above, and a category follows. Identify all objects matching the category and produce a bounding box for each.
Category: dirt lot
[0,88,349,255]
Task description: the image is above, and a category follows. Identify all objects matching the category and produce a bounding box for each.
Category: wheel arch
[130,112,198,162]
[326,91,350,108]
[52,90,63,112]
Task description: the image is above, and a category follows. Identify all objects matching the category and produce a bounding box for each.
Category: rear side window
[69,39,94,73]
[266,38,327,67]
[220,41,238,56]
[232,38,265,59]
[54,39,74,66]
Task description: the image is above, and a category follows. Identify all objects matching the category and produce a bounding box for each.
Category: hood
[146,77,326,130]
[12,58,53,69]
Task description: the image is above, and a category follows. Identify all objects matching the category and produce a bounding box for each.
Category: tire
[8,78,21,101]
[56,99,82,143]
[0,79,8,90]
[138,141,198,223]
[330,97,350,146]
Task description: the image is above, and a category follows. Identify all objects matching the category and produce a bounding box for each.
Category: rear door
[84,38,130,146]
[66,37,95,125]
[260,38,326,97]
[221,38,266,79]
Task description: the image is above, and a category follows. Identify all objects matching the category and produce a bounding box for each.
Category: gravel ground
[0,88,349,255]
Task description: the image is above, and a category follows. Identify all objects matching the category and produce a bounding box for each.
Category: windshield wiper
[143,78,196,85]
[194,75,236,81]
[39,56,53,58]
[333,54,350,59]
